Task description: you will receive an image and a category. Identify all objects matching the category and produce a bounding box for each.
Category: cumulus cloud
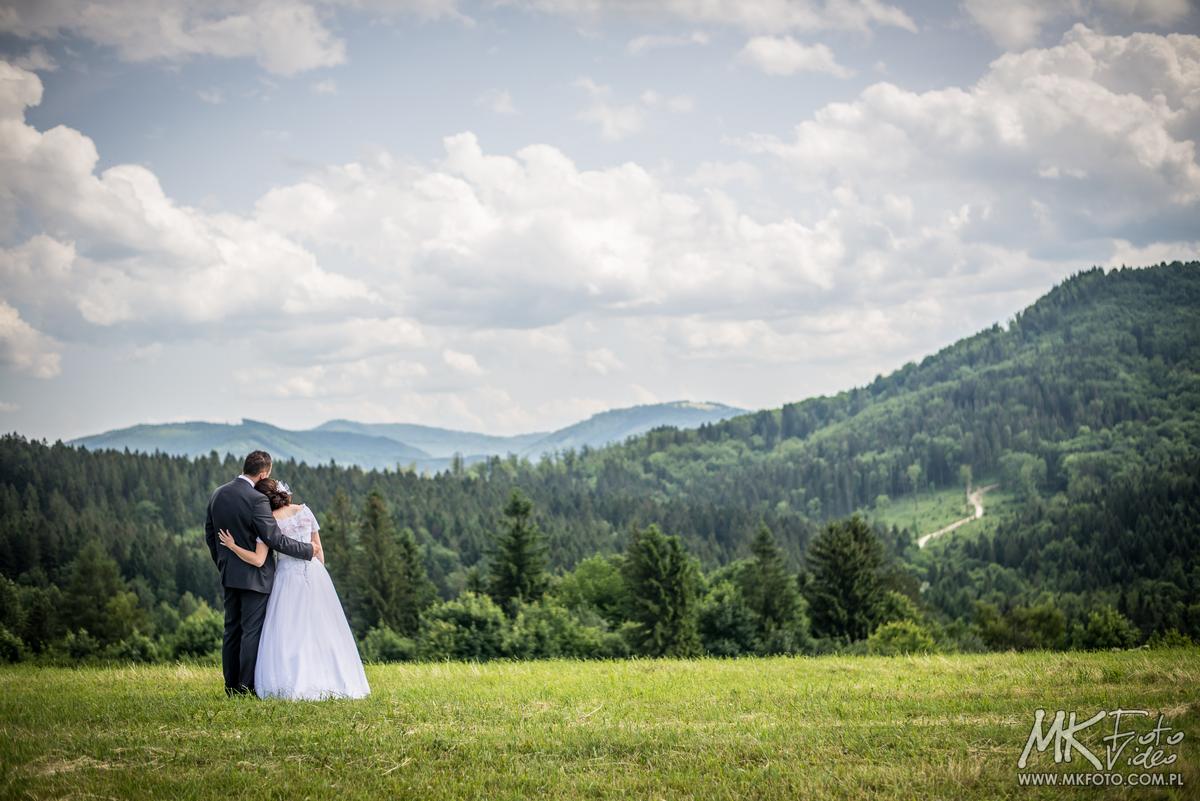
[0,61,372,337]
[0,301,61,378]
[739,26,1200,251]
[963,0,1192,49]
[254,130,842,329]
[738,36,854,77]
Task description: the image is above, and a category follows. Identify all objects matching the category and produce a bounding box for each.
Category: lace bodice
[274,504,318,561]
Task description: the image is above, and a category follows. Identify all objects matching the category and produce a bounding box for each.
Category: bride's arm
[217,528,269,567]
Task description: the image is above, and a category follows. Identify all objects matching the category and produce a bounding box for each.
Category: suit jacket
[204,476,314,593]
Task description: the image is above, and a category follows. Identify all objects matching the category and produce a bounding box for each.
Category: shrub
[1073,606,1140,650]
[417,592,509,661]
[361,626,416,662]
[867,620,937,656]
[104,633,159,663]
[0,625,26,663]
[171,602,223,659]
[698,580,758,656]
[1146,628,1194,649]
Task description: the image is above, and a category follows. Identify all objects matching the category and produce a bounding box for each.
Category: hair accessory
[276,480,291,495]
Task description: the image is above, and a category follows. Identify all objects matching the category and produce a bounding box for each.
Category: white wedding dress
[255,504,370,700]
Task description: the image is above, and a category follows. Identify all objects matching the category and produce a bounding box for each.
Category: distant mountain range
[70,400,749,472]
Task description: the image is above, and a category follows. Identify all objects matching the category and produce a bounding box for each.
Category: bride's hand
[217,528,235,550]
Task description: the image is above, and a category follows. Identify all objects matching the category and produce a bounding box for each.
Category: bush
[1073,606,1140,650]
[418,593,509,661]
[867,620,937,655]
[1146,628,1194,649]
[698,581,758,656]
[104,633,159,663]
[51,629,102,661]
[0,625,26,663]
[171,602,223,659]
[507,599,619,659]
[361,626,416,662]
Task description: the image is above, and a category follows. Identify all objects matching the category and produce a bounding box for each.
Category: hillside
[3,262,1197,656]
[71,401,749,472]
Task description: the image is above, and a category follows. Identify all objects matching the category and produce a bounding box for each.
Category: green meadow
[867,481,1021,544]
[2,650,1196,800]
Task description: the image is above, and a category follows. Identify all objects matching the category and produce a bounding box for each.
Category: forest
[0,261,1197,663]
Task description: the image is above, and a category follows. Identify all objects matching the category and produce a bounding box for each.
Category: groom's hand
[311,540,324,563]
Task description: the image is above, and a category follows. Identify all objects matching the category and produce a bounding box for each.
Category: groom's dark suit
[205,476,314,694]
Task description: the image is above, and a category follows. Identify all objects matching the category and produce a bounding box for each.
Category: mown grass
[1,650,1197,800]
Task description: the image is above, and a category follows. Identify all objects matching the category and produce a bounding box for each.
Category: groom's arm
[249,494,314,561]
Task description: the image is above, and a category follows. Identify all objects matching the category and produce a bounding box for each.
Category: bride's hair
[254,477,293,510]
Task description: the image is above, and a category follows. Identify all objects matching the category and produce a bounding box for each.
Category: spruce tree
[394,525,436,636]
[802,515,884,642]
[487,488,549,615]
[321,488,357,618]
[742,523,803,651]
[621,523,701,657]
[353,491,434,636]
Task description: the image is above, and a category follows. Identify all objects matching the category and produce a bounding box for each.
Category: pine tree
[622,523,701,657]
[487,489,549,615]
[802,515,884,642]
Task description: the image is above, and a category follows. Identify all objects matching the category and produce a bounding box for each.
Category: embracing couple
[204,450,369,700]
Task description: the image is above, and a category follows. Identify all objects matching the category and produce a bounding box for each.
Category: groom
[204,450,322,695]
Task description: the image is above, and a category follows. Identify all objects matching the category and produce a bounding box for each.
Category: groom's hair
[243,450,272,477]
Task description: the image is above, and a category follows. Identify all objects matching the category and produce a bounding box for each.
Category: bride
[216,478,370,700]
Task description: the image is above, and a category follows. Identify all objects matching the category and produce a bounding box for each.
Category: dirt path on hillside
[916,483,999,548]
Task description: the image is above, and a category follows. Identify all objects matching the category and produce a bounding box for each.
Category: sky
[1,0,1198,441]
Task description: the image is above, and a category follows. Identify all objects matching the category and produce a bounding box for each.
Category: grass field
[2,650,1197,800]
[868,482,1021,544]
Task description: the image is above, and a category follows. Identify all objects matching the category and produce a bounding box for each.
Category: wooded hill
[1,261,1196,660]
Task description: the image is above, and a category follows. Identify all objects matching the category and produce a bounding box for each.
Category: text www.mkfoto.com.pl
[1018,771,1184,787]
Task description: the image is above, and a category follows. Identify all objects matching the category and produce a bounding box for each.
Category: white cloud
[504,0,917,34]
[477,88,516,114]
[254,131,843,329]
[739,36,854,77]
[739,26,1200,246]
[686,160,762,188]
[626,30,709,54]
[443,348,486,374]
[963,0,1192,49]
[0,62,372,336]
[575,77,645,140]
[584,347,624,374]
[0,300,61,378]
[0,402,19,413]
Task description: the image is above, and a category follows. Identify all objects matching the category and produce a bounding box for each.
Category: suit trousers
[222,586,269,695]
